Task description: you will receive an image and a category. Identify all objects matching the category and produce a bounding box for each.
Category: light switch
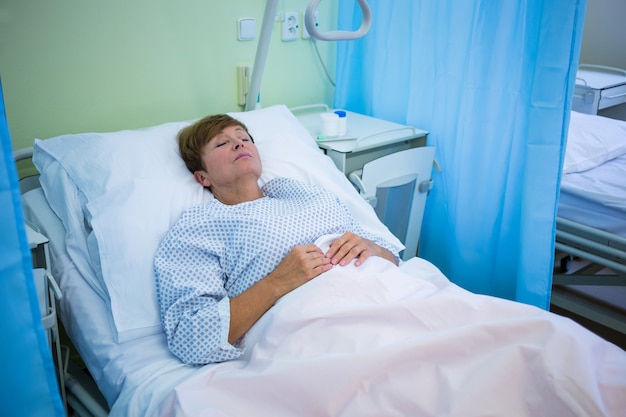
[238,18,256,41]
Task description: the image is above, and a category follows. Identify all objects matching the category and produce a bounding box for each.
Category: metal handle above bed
[246,0,373,111]
[305,0,372,41]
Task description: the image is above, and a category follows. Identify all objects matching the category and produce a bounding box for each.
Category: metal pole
[245,0,279,111]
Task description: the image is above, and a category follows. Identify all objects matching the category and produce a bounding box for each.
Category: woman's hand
[267,244,333,295]
[325,232,398,267]
[229,244,332,344]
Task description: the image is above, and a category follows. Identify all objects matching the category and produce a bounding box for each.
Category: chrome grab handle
[305,0,372,41]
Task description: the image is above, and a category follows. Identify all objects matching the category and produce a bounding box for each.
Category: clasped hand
[325,231,379,267]
[230,232,394,344]
[270,232,381,296]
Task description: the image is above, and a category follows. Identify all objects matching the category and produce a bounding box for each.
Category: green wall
[0,0,337,164]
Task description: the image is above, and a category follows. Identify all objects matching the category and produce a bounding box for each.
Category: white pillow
[34,120,209,341]
[34,157,108,301]
[564,111,626,174]
[33,105,402,343]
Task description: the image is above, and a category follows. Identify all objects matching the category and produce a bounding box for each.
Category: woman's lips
[235,152,252,161]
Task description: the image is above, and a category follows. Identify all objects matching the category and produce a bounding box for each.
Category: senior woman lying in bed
[154,114,399,365]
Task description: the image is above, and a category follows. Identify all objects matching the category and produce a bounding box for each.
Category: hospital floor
[551,252,626,350]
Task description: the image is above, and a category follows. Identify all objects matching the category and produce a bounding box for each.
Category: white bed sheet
[56,253,201,409]
[558,152,626,237]
[23,184,435,413]
[57,234,626,417]
[150,235,626,416]
[51,224,441,414]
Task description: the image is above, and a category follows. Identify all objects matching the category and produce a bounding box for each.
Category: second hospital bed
[19,105,626,416]
[552,110,626,341]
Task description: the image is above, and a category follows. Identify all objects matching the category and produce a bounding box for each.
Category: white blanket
[151,235,625,417]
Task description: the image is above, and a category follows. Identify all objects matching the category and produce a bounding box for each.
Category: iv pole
[244,0,372,111]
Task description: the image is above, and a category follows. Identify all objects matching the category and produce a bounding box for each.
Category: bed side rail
[13,146,41,194]
[554,217,626,284]
[13,146,34,162]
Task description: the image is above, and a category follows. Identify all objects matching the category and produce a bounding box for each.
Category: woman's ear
[194,171,211,188]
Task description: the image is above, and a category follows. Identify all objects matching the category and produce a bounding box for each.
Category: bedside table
[294,107,428,175]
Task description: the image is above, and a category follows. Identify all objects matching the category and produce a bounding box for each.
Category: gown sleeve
[154,214,243,365]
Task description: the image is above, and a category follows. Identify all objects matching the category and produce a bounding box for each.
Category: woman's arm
[229,230,399,344]
[228,243,332,344]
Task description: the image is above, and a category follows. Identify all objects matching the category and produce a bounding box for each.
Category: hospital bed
[17,105,626,416]
[552,109,626,342]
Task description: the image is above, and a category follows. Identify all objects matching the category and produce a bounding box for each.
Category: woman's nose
[233,138,245,149]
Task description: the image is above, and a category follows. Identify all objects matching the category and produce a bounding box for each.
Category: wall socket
[281,11,299,41]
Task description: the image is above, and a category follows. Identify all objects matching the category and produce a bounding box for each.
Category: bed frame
[15,147,110,417]
[552,216,626,340]
[559,67,626,344]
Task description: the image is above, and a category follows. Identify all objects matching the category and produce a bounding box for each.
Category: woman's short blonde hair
[177,114,253,173]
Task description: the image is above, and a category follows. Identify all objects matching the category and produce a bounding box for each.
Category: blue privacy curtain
[0,80,64,415]
[335,0,586,309]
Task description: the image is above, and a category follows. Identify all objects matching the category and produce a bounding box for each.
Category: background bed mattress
[558,152,626,237]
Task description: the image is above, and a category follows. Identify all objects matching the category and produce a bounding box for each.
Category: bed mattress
[556,151,626,321]
[558,152,626,237]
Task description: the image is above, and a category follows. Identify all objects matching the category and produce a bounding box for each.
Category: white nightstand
[294,107,429,175]
[26,221,66,411]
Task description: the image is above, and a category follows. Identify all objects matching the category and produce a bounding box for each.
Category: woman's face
[194,124,262,189]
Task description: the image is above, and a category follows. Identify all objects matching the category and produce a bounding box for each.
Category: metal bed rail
[554,217,626,285]
[550,290,626,335]
[552,217,626,339]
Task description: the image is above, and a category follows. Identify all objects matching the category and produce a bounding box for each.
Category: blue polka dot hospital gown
[154,177,399,365]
